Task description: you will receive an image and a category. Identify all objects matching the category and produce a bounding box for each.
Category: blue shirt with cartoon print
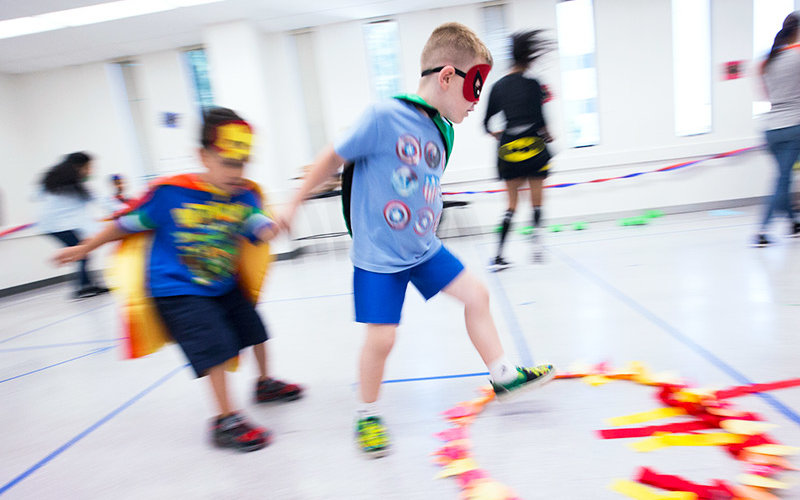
[335,99,446,273]
[115,179,273,297]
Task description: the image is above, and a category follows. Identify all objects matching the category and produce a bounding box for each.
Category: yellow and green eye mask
[211,120,254,161]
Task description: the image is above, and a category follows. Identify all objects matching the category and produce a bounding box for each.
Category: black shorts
[154,287,268,377]
[497,134,551,180]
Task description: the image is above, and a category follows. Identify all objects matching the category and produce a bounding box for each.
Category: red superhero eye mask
[421,64,492,102]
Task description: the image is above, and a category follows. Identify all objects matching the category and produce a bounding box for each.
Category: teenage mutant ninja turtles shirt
[116,180,273,297]
[335,99,447,273]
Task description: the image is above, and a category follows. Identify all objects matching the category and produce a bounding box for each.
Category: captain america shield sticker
[423,175,440,205]
[396,135,421,165]
[391,166,419,197]
[424,142,441,169]
[414,207,435,235]
[384,201,411,230]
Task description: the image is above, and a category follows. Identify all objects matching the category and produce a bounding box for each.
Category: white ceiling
[0,0,479,74]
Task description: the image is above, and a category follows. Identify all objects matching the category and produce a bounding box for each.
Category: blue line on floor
[258,291,352,305]
[478,246,534,367]
[0,339,122,353]
[0,346,114,384]
[0,363,188,496]
[382,371,490,384]
[0,302,112,344]
[551,246,800,427]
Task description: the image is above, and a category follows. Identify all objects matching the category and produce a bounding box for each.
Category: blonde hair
[420,22,493,71]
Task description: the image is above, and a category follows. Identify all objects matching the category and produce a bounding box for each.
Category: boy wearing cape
[54,108,302,452]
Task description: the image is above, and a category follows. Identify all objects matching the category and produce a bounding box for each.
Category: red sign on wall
[723,61,744,80]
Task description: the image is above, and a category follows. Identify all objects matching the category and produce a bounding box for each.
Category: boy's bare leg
[442,270,503,365]
[208,361,270,452]
[253,341,303,403]
[443,269,554,398]
[253,342,269,381]
[207,364,234,416]
[359,324,397,403]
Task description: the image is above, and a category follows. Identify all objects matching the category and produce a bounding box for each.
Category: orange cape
[106,174,273,364]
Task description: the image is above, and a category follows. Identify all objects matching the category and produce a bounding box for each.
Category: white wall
[135,50,202,177]
[0,0,788,289]
[0,73,21,227]
[5,63,135,227]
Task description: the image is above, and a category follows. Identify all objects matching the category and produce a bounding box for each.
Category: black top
[483,73,546,135]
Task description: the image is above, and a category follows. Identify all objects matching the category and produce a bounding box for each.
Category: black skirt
[496,132,551,180]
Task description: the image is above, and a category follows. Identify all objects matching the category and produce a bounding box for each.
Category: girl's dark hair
[765,12,800,69]
[41,151,92,199]
[511,29,554,69]
[201,107,244,148]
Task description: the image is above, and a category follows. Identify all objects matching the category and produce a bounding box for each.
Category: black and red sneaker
[211,413,271,452]
[255,378,303,403]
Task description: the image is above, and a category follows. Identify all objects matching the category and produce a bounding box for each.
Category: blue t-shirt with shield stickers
[335,99,446,273]
[115,179,273,297]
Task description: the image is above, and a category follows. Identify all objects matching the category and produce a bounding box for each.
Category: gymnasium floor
[1,206,799,499]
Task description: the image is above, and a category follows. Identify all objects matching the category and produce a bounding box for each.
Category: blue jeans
[761,124,800,231]
[49,229,91,288]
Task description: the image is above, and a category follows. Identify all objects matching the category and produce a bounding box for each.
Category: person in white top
[756,11,800,246]
[39,152,109,298]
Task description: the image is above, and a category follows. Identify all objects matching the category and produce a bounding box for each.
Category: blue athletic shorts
[353,245,465,324]
[153,287,268,377]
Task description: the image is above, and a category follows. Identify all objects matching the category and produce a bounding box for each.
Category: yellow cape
[106,174,273,365]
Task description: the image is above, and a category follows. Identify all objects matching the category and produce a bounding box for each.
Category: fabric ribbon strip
[442,146,760,196]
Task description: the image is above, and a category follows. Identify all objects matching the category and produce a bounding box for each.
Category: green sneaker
[356,416,390,458]
[491,364,555,401]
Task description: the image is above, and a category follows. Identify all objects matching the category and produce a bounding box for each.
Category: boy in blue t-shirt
[54,108,302,453]
[279,23,554,457]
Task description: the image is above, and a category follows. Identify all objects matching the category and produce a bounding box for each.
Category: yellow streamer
[583,375,612,386]
[610,479,697,500]
[434,458,480,479]
[737,474,789,489]
[608,407,687,427]
[744,444,800,456]
[460,479,518,500]
[719,419,776,436]
[630,432,745,452]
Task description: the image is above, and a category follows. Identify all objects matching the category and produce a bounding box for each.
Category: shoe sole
[213,432,272,452]
[356,442,390,459]
[363,446,390,459]
[255,392,303,404]
[488,264,511,273]
[494,369,556,402]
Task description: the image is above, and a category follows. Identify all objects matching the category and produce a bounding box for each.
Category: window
[753,0,795,115]
[555,0,599,147]
[672,0,712,136]
[481,3,510,72]
[183,47,214,112]
[363,20,403,101]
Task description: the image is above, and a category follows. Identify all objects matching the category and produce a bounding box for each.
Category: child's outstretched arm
[253,217,279,243]
[277,144,345,231]
[53,223,129,266]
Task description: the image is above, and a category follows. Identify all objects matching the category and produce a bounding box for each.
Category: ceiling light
[0,0,224,40]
